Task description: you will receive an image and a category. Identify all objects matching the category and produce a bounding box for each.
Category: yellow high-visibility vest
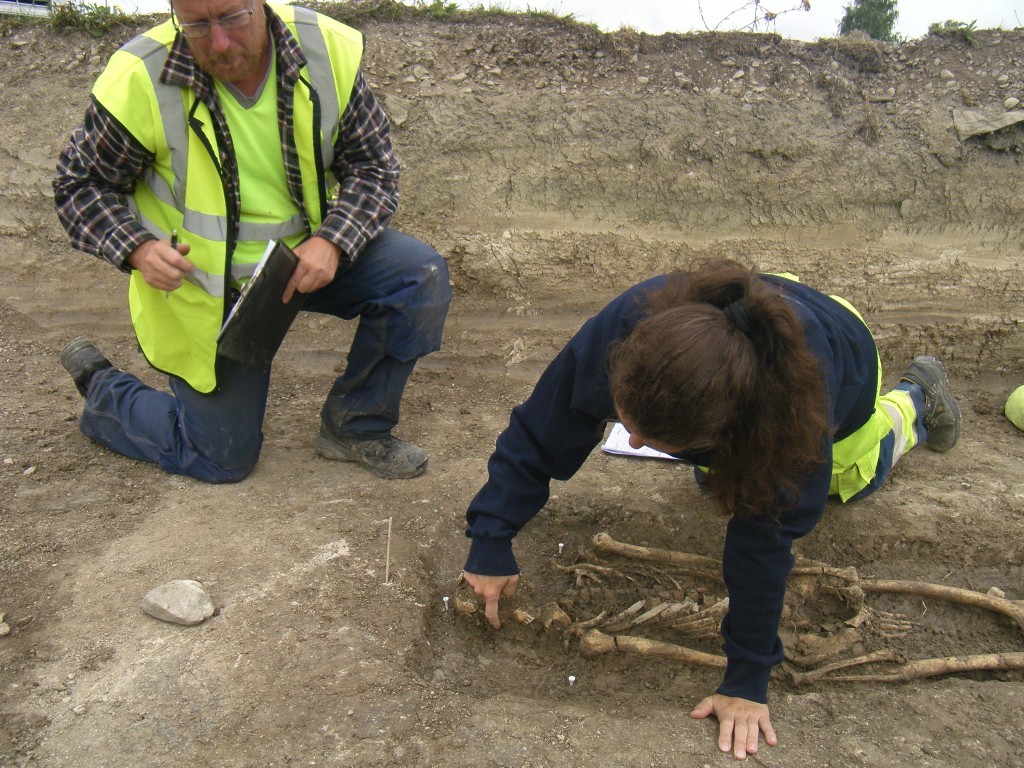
[92,5,363,392]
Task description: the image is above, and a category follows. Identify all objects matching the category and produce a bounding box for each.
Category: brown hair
[608,259,830,518]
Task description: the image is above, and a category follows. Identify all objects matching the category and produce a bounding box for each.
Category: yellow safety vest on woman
[90,5,363,392]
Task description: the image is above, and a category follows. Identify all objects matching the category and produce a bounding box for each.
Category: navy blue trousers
[79,229,451,483]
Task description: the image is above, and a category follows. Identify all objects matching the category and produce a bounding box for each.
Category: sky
[118,0,1021,42]
[463,1,1021,41]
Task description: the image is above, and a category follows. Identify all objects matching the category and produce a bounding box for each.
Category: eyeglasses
[173,0,255,39]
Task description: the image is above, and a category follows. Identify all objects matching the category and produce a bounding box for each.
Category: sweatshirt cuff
[464,537,519,576]
[716,657,772,704]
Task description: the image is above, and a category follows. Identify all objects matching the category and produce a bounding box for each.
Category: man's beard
[192,41,265,85]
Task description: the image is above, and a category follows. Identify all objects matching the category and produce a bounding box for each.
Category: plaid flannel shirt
[54,5,399,272]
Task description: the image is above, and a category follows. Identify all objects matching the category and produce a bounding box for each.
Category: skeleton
[455,532,1024,686]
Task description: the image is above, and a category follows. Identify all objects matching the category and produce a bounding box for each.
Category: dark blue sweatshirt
[464,273,880,702]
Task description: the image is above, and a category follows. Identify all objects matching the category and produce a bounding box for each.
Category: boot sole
[60,337,111,397]
[901,357,961,452]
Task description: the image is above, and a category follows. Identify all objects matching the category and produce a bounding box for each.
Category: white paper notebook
[601,422,681,461]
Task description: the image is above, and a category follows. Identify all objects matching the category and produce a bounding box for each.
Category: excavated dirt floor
[2,5,1023,766]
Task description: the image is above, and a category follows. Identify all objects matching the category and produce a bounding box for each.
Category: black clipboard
[216,240,305,369]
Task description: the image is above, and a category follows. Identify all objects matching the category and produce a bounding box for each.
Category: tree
[838,0,899,42]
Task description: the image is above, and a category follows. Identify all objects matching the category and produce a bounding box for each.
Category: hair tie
[722,299,753,338]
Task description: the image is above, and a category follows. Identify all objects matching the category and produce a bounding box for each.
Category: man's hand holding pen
[128,230,195,293]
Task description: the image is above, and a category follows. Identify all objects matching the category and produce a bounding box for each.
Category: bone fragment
[454,594,478,616]
[553,560,619,577]
[539,602,572,630]
[784,649,901,686]
[786,626,864,668]
[670,598,728,639]
[860,579,1024,636]
[670,618,722,641]
[571,609,610,633]
[649,601,700,625]
[592,533,721,579]
[791,561,862,581]
[825,652,1024,683]
[597,600,648,633]
[579,630,727,667]
[552,560,622,587]
[647,566,685,591]
[602,601,674,632]
[595,534,1024,639]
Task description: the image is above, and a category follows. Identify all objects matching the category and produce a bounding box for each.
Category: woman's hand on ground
[690,693,777,760]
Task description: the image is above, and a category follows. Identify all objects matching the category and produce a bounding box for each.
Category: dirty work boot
[315,427,427,479]
[60,337,112,397]
[899,355,961,452]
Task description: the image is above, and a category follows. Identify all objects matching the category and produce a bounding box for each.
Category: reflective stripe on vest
[92,8,363,391]
[293,6,338,171]
[182,262,258,297]
[120,29,324,246]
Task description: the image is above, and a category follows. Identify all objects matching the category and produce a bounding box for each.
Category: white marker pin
[568,675,576,687]
[443,596,450,611]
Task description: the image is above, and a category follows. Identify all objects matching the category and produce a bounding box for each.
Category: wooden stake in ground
[384,516,393,584]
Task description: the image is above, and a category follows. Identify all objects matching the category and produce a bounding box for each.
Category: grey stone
[142,580,215,626]
[381,92,410,127]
